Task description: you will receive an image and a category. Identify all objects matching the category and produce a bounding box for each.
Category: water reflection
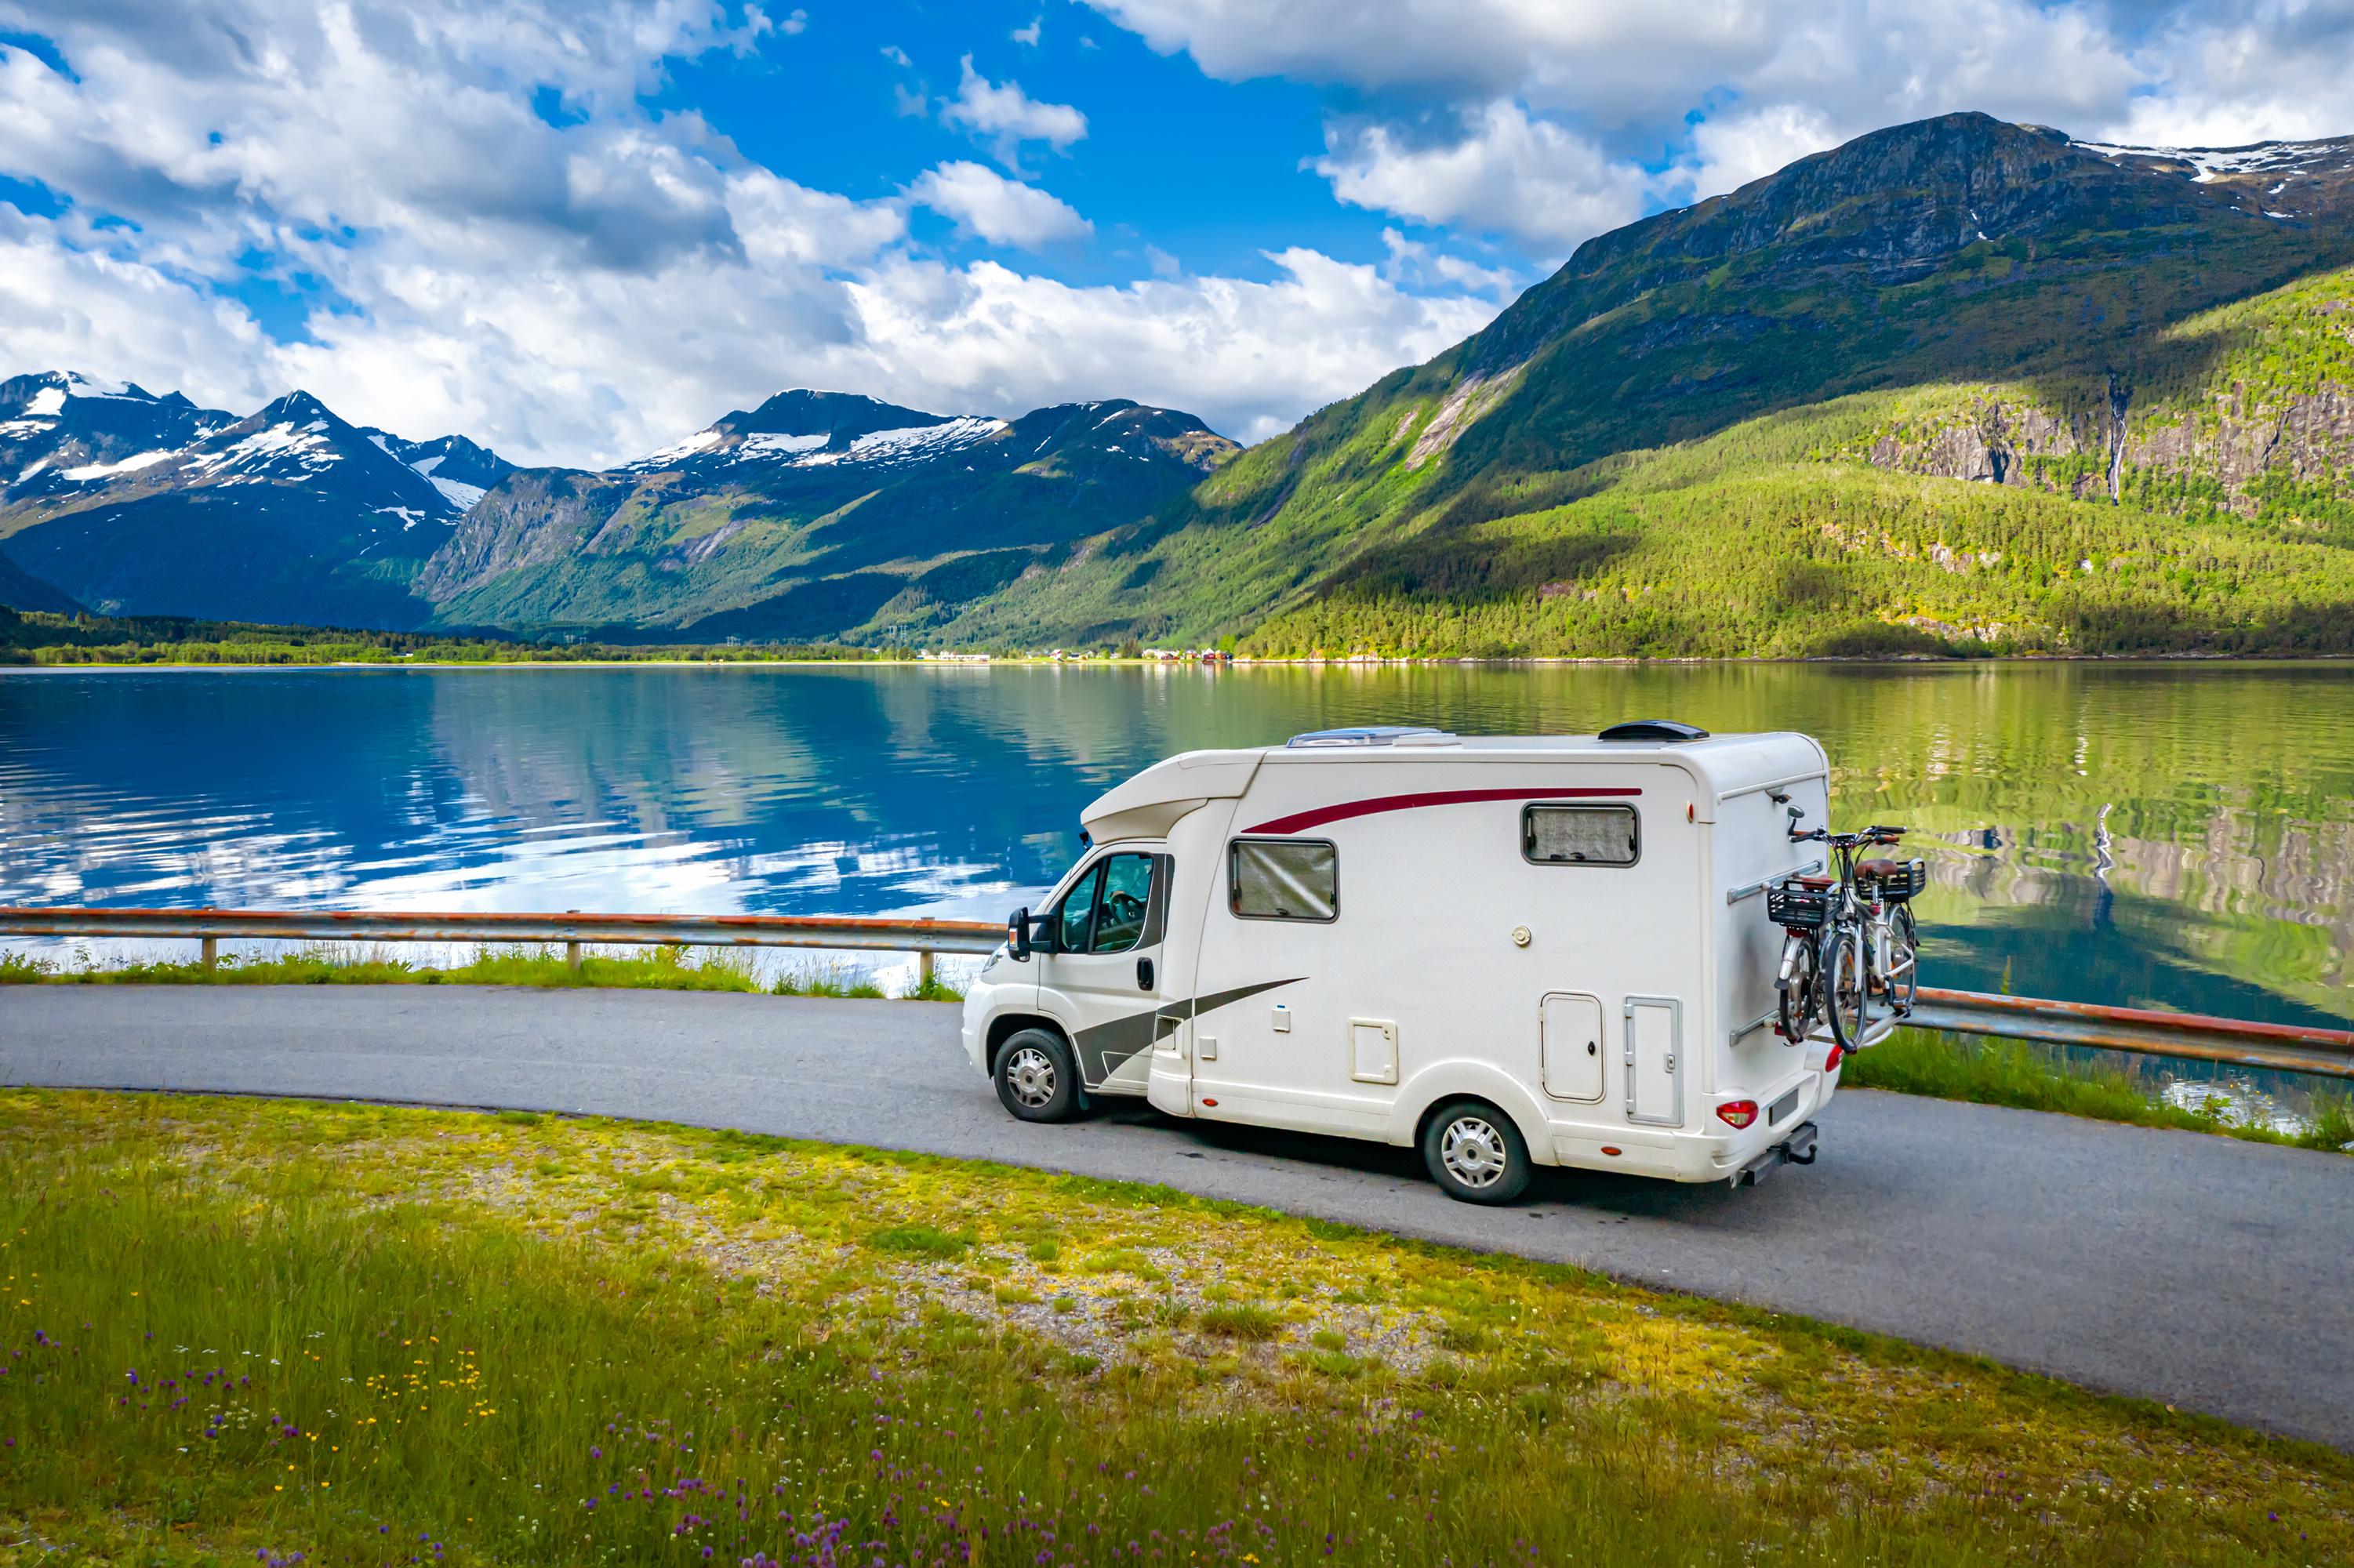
[2,662,2349,1026]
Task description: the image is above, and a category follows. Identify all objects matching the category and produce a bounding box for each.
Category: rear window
[1523,804,1640,866]
[1229,839,1339,921]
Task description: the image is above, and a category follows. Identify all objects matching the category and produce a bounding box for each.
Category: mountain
[0,540,77,612]
[0,374,510,626]
[910,114,2354,656]
[13,113,2353,653]
[420,393,1238,639]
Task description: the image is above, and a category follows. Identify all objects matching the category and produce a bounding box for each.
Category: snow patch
[799,416,1008,467]
[732,431,829,461]
[61,372,133,399]
[0,418,57,438]
[60,448,180,482]
[625,427,726,468]
[24,387,65,418]
[409,452,445,477]
[16,459,47,485]
[184,422,340,479]
[428,475,485,510]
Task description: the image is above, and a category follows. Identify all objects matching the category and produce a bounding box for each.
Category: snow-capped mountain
[422,392,1241,637]
[0,372,1238,633]
[0,372,514,624]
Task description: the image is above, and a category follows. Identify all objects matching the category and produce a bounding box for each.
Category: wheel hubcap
[1005,1046,1057,1109]
[1440,1116,1509,1188]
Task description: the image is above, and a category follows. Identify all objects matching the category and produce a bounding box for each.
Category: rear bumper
[1547,1065,1839,1182]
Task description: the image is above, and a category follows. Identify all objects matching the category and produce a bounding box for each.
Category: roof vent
[1286,725,1448,749]
[1598,720,1711,742]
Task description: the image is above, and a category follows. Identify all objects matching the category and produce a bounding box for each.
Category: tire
[1886,905,1919,1017]
[1823,926,1871,1054]
[1776,933,1821,1043]
[1420,1098,1532,1205]
[994,1028,1084,1123]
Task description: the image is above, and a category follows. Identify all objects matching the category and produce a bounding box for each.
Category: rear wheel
[1421,1098,1531,1205]
[1824,926,1870,1054]
[1776,932,1822,1043]
[1885,905,1919,1017]
[994,1028,1084,1123]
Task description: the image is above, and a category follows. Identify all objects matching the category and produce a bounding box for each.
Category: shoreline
[7,650,2354,673]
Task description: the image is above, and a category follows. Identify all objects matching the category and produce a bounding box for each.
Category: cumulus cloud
[938,55,1088,171]
[1317,103,1647,252]
[0,0,1498,465]
[1093,0,2354,242]
[910,162,1092,248]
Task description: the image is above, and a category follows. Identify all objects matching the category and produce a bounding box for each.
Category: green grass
[0,946,956,1001]
[3,1090,2349,1566]
[1846,1029,2354,1152]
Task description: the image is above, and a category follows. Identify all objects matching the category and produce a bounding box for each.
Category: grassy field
[2,1090,2349,1566]
[0,946,962,1003]
[1844,1029,2354,1154]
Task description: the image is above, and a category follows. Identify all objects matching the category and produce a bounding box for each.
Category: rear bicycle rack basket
[1766,881,1833,930]
[1869,858,1928,901]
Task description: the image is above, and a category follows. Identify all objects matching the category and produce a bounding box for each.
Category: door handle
[1137,956,1155,992]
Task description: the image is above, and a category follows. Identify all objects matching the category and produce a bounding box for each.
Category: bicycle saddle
[1794,873,1836,888]
[1855,858,1905,879]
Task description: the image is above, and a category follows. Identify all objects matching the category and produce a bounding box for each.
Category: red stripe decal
[1243,786,1640,836]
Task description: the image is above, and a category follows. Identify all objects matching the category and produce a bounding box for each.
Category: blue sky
[1,0,2347,466]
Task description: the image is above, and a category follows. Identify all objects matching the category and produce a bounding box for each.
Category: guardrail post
[565,911,583,971]
[200,936,219,972]
[918,948,935,994]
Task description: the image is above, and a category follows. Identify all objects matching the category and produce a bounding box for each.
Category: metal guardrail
[3,907,2352,1079]
[1912,986,2354,1080]
[0,906,1004,990]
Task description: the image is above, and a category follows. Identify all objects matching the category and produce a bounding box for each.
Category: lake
[2,662,2350,1034]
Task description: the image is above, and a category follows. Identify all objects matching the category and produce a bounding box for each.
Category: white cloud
[0,1,1502,465]
[910,162,1092,248]
[846,250,1498,444]
[1317,103,1647,252]
[1013,15,1043,46]
[1677,104,1839,200]
[938,55,1088,171]
[1095,0,2354,241]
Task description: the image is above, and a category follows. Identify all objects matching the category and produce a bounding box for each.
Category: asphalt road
[5,984,2349,1450]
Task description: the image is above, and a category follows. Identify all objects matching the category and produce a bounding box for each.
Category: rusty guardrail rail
[1910,986,2354,1080]
[3,907,2352,1079]
[0,906,1004,992]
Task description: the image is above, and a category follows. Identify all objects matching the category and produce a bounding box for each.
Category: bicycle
[1768,823,1924,1053]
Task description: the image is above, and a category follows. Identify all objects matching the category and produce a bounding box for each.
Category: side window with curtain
[1228,839,1339,922]
[1522,804,1640,866]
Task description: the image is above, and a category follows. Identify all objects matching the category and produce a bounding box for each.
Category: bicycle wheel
[1776,933,1821,1042]
[1886,905,1919,1017]
[1824,925,1870,1054]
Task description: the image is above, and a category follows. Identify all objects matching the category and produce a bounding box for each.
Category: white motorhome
[960,721,1841,1202]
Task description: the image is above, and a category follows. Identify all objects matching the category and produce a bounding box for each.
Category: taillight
[1825,1044,1844,1073]
[1715,1099,1759,1130]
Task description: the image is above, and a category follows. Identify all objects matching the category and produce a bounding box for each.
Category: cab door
[1036,848,1172,1094]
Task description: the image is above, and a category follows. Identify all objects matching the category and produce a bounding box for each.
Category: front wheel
[1421,1098,1532,1205]
[994,1028,1084,1123]
[1823,926,1872,1054]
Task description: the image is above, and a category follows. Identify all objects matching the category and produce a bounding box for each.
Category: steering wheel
[1105,891,1146,926]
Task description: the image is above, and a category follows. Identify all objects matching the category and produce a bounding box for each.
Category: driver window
[1090,854,1155,954]
[1053,865,1102,953]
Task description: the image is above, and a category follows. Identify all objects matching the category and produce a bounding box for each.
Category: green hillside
[898,114,2354,656]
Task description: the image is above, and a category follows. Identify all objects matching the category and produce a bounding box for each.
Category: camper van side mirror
[1006,908,1033,961]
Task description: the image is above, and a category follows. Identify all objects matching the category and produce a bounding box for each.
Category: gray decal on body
[1073,977,1305,1086]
